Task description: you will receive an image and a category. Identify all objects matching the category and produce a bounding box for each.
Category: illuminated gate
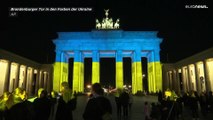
[52,10,163,94]
[53,30,163,94]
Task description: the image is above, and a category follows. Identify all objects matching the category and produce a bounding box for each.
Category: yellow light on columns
[132,62,137,94]
[73,62,83,93]
[53,62,68,93]
[92,62,100,84]
[136,62,143,91]
[116,62,123,89]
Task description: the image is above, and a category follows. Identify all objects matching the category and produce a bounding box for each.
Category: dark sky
[2,0,212,64]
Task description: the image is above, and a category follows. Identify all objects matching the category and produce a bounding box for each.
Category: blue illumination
[53,30,162,62]
[53,29,163,93]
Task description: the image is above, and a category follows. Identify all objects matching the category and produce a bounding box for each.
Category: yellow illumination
[148,62,162,93]
[80,62,84,92]
[0,59,8,63]
[73,62,84,93]
[0,61,8,95]
[206,60,213,91]
[131,62,143,94]
[132,62,136,94]
[116,62,123,89]
[92,62,100,84]
[165,90,171,97]
[53,62,68,92]
[136,62,142,91]
[155,62,162,92]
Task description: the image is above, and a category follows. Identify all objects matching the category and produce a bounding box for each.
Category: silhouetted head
[40,90,48,98]
[61,82,69,93]
[92,83,104,95]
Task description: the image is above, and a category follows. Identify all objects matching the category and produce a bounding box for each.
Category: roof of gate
[55,30,160,39]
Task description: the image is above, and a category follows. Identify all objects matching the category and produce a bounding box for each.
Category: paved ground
[72,95,213,120]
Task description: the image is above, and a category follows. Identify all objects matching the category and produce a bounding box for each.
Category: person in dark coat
[158,90,163,103]
[55,82,76,120]
[5,89,35,120]
[33,90,52,120]
[120,89,129,118]
[114,88,122,117]
[83,83,112,120]
[189,92,199,120]
[6,100,36,120]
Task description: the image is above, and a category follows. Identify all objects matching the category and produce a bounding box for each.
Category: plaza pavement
[72,95,213,120]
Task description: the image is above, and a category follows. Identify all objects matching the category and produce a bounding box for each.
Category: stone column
[195,64,201,94]
[29,68,34,96]
[22,66,27,90]
[172,70,177,92]
[39,71,43,88]
[4,61,11,92]
[80,57,84,93]
[8,63,16,93]
[15,64,20,89]
[43,72,47,90]
[148,51,155,93]
[25,67,33,96]
[187,65,192,92]
[92,50,100,84]
[203,60,210,92]
[181,67,186,93]
[53,50,62,92]
[0,60,10,94]
[53,50,69,92]
[176,69,181,94]
[132,50,142,94]
[73,51,84,93]
[153,49,162,92]
[116,50,123,89]
[35,70,40,95]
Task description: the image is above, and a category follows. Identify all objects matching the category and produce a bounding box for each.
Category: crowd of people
[0,82,77,120]
[113,88,133,120]
[143,90,213,120]
[1,83,213,120]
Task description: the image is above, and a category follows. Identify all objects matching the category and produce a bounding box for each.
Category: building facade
[53,30,163,94]
[162,47,213,94]
[0,49,53,96]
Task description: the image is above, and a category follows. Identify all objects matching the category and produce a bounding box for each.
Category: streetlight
[143,74,146,78]
[87,84,91,89]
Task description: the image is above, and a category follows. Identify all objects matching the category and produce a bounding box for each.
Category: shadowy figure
[5,89,36,120]
[83,83,112,120]
[128,92,133,111]
[144,101,151,120]
[55,82,76,120]
[120,89,129,119]
[158,90,163,103]
[114,88,122,117]
[33,89,52,120]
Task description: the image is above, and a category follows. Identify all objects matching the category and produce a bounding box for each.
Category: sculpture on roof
[96,9,120,29]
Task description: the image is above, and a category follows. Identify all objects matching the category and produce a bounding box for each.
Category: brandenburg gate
[53,10,163,94]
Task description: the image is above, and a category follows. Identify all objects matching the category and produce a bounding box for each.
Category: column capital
[92,50,99,62]
[74,50,82,62]
[134,50,141,62]
[92,50,99,53]
[116,50,123,62]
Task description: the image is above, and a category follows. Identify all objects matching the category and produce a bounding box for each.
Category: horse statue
[101,19,106,29]
[114,19,120,29]
[96,19,101,29]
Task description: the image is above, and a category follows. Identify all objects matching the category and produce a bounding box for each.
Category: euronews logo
[185,0,208,9]
[185,4,208,9]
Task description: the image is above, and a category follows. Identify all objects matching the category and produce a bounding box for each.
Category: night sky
[2,0,212,64]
